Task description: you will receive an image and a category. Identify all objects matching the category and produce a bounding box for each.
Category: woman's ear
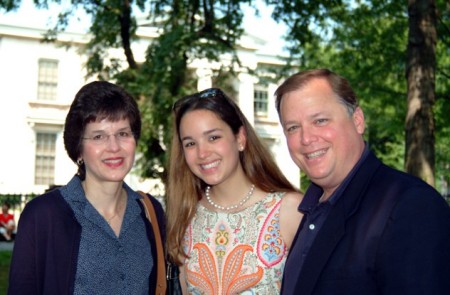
[237,126,247,151]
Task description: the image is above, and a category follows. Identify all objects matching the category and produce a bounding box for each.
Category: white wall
[0,22,299,195]
[0,26,84,194]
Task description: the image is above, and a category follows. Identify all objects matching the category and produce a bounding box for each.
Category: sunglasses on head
[172,88,227,112]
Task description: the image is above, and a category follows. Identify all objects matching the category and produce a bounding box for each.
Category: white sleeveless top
[183,192,288,294]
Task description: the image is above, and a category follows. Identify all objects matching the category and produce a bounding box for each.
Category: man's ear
[353,107,365,135]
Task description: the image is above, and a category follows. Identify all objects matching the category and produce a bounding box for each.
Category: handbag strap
[138,191,167,295]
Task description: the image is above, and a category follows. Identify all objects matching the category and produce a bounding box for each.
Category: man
[0,202,15,241]
[275,68,450,294]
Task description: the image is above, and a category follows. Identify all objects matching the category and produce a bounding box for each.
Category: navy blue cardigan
[8,188,165,295]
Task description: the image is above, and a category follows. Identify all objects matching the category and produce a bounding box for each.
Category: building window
[35,132,56,185]
[254,84,269,116]
[37,59,58,100]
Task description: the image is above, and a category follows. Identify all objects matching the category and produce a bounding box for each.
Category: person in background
[166,88,303,294]
[275,68,450,295]
[0,202,15,241]
[8,81,165,295]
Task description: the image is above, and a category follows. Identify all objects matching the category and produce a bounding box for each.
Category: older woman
[8,81,165,295]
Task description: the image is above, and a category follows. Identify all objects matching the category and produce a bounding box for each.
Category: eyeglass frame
[81,129,135,145]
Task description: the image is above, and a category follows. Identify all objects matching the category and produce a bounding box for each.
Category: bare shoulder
[281,191,303,207]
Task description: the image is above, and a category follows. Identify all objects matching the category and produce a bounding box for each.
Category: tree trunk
[405,0,437,186]
[119,0,138,69]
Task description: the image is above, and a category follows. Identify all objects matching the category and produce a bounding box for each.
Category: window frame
[37,59,59,101]
[34,132,57,185]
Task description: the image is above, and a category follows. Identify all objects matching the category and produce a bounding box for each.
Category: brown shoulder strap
[138,191,167,295]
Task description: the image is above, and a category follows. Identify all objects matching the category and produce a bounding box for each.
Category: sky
[1,0,288,54]
[242,1,289,54]
[1,0,89,31]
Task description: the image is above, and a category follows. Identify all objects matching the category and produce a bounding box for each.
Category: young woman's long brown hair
[166,88,299,265]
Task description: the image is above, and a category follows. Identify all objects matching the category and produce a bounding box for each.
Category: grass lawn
[0,250,12,294]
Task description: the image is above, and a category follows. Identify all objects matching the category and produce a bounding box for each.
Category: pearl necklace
[205,184,255,211]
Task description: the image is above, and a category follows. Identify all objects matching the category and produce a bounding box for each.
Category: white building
[0,16,300,197]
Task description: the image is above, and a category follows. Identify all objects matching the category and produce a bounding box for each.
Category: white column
[236,72,257,126]
[196,67,213,91]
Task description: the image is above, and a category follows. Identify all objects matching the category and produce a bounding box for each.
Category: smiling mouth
[104,158,123,164]
[305,149,327,159]
[201,160,220,170]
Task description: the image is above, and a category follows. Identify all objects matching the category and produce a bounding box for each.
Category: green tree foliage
[135,0,253,183]
[270,0,407,170]
[270,0,450,188]
[134,0,254,182]
[2,0,449,189]
[0,0,18,11]
[5,0,254,184]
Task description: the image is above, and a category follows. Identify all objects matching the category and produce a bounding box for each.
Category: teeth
[105,159,122,164]
[202,161,220,169]
[306,150,326,159]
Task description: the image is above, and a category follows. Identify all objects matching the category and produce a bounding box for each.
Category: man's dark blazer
[288,151,450,295]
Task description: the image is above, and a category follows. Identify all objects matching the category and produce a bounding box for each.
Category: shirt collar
[299,143,370,213]
[61,175,141,203]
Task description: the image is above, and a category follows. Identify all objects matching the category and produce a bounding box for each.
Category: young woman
[8,81,165,295]
[166,88,303,294]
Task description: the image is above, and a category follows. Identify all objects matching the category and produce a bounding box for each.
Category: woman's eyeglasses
[82,130,135,145]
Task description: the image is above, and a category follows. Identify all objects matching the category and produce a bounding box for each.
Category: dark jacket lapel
[294,152,382,294]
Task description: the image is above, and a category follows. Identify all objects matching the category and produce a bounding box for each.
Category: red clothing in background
[0,213,14,227]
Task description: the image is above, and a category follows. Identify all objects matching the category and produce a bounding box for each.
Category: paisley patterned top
[183,192,287,294]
